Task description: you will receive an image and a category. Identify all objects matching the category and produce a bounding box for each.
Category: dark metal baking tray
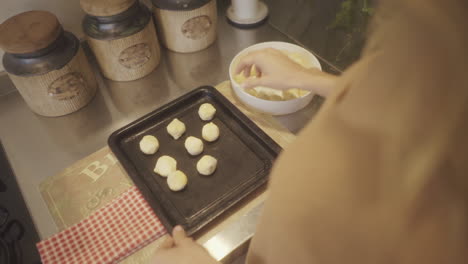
[108,86,281,235]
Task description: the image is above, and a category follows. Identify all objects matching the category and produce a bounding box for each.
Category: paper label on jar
[48,72,86,100]
[181,15,212,40]
[119,43,151,69]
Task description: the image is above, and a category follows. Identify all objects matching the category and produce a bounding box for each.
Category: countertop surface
[0,2,334,261]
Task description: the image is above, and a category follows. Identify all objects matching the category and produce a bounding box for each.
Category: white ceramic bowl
[229,41,322,116]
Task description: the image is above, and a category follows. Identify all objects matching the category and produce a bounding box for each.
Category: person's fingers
[172,225,186,240]
[255,68,262,78]
[234,51,260,74]
[246,65,257,77]
[173,225,193,246]
[235,60,253,75]
[160,235,174,249]
[238,65,253,77]
[241,77,264,90]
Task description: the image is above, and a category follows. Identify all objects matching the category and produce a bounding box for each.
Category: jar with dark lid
[81,0,161,81]
[152,0,217,53]
[0,11,97,117]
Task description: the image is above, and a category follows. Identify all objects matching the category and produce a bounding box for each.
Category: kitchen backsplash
[0,0,372,73]
[264,0,375,72]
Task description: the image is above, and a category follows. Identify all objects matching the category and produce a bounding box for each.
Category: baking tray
[108,86,282,235]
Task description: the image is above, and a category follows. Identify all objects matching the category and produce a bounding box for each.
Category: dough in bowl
[139,135,159,155]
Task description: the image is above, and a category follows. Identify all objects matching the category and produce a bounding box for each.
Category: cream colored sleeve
[247,1,468,264]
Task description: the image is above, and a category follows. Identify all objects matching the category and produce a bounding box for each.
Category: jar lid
[80,0,137,17]
[152,0,211,11]
[0,11,62,54]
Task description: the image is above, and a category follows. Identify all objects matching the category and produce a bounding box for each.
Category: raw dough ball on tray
[198,103,216,121]
[197,155,217,176]
[167,118,186,140]
[185,136,204,156]
[139,135,159,155]
[154,155,177,177]
[202,122,219,142]
[167,170,188,191]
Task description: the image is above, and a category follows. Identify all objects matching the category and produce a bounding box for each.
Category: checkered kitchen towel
[37,186,167,264]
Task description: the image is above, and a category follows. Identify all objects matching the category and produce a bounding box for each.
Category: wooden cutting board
[39,81,296,263]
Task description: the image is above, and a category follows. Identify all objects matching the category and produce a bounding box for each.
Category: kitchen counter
[0,2,334,261]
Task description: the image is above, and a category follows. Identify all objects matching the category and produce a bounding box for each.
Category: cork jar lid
[0,11,62,54]
[80,0,137,16]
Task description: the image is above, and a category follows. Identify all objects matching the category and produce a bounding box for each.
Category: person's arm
[234,48,338,98]
[246,1,468,264]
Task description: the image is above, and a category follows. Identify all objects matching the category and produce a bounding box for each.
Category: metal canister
[0,11,97,117]
[81,0,161,81]
[152,0,217,53]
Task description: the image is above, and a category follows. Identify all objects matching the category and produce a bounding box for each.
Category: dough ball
[139,135,159,155]
[184,136,204,156]
[198,103,216,121]
[202,122,220,142]
[167,118,186,140]
[197,155,217,176]
[154,155,177,177]
[167,170,188,192]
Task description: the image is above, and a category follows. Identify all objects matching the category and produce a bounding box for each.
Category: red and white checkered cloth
[37,186,167,264]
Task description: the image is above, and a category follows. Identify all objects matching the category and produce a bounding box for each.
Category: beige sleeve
[247,1,468,264]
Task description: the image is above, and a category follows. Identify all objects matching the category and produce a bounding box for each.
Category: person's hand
[235,48,336,97]
[152,226,219,264]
